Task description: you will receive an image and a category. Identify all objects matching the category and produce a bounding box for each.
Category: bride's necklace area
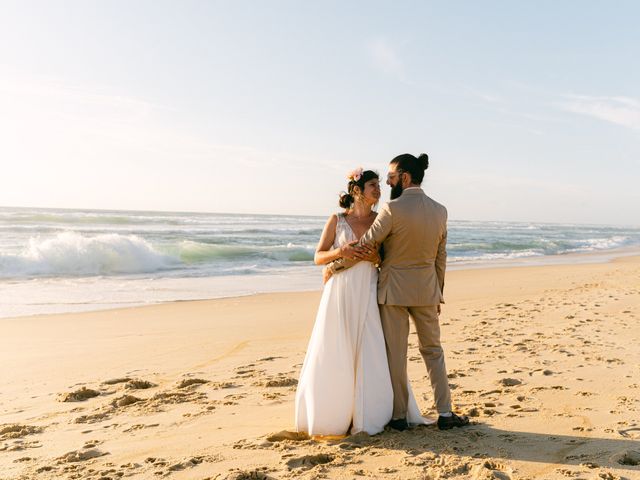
[348,206,373,222]
[348,209,372,221]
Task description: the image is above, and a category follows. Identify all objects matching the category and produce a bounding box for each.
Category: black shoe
[388,418,409,431]
[437,412,470,430]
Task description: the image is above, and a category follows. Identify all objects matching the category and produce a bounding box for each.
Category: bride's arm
[314,215,340,265]
[313,215,363,265]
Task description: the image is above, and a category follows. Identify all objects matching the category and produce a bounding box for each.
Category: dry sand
[1,256,639,479]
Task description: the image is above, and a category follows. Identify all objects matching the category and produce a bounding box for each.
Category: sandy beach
[1,256,639,480]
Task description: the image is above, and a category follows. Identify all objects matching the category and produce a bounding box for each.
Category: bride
[295,168,427,436]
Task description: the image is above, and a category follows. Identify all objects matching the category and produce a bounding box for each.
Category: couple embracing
[295,153,469,436]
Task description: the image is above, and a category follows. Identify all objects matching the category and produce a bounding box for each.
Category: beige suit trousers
[380,305,452,418]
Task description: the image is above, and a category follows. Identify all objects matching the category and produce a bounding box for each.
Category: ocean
[1,206,639,318]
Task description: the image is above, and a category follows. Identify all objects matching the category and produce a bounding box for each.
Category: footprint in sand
[122,423,159,433]
[111,394,143,407]
[58,387,101,402]
[262,392,284,400]
[425,455,472,478]
[56,448,108,463]
[73,412,110,424]
[148,390,207,407]
[125,379,157,390]
[0,424,43,441]
[166,455,218,472]
[213,381,239,390]
[176,378,209,389]
[225,468,277,480]
[334,432,372,450]
[611,449,640,466]
[235,366,265,379]
[261,375,298,387]
[266,430,310,442]
[499,378,522,387]
[1,440,42,452]
[225,393,246,401]
[285,453,334,469]
[0,424,44,452]
[576,391,596,397]
[470,460,513,480]
[82,439,102,449]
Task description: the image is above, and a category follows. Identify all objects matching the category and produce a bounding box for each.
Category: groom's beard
[390,182,404,200]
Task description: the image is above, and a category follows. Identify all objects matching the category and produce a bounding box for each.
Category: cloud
[367,37,408,83]
[559,94,640,131]
[0,71,328,170]
[0,73,163,123]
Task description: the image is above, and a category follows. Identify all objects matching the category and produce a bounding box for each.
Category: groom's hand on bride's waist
[326,241,379,274]
[339,241,372,261]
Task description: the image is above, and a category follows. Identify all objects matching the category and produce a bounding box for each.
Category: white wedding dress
[295,214,429,436]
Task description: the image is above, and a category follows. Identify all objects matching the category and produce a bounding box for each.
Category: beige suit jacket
[332,188,447,306]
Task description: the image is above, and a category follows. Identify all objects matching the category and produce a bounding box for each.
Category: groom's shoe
[437,412,470,430]
[388,418,409,431]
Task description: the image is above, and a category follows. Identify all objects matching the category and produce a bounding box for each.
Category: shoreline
[3,245,640,321]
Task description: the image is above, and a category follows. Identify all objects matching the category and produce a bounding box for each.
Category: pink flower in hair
[347,167,363,182]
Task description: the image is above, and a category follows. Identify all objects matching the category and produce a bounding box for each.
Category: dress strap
[335,213,344,235]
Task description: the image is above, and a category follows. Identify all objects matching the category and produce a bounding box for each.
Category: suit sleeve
[327,255,357,274]
[435,209,447,302]
[360,202,393,247]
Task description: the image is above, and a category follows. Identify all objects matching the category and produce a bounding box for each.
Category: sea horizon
[2,204,639,229]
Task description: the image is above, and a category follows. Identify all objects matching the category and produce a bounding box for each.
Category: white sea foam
[579,236,629,251]
[0,232,177,278]
[449,250,541,263]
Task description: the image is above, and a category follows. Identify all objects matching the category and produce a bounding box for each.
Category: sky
[0,1,639,225]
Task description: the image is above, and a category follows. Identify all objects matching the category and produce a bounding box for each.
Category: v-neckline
[343,213,365,240]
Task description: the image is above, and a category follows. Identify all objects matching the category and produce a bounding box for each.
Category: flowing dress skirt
[295,261,429,435]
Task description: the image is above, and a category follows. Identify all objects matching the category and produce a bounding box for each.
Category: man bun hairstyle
[338,169,379,210]
[390,153,429,185]
[419,153,429,170]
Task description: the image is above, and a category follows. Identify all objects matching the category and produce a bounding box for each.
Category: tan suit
[331,188,451,417]
[361,188,447,306]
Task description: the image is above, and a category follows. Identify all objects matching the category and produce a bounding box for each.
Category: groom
[327,153,469,431]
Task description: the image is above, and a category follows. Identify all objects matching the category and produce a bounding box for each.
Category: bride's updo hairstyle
[390,153,429,185]
[339,169,380,209]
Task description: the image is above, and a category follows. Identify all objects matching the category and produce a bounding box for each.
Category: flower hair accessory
[347,167,363,182]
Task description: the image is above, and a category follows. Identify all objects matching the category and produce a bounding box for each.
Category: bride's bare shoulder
[324,213,339,228]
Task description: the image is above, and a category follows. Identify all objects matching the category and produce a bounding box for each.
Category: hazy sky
[1,1,639,224]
